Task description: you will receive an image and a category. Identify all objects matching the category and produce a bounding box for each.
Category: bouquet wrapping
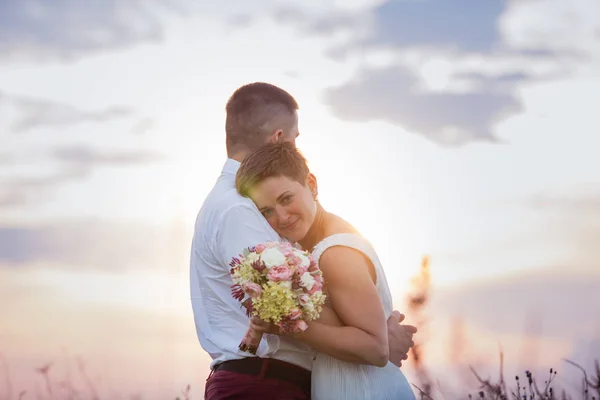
[229,241,326,354]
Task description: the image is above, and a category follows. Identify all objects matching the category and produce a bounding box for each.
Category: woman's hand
[249,316,281,335]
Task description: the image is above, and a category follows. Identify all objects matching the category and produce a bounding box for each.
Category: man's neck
[228,151,248,163]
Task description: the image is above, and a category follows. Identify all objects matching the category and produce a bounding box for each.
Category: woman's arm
[314,305,343,326]
[293,246,389,367]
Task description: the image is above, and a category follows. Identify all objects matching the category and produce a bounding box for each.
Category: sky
[1,0,600,398]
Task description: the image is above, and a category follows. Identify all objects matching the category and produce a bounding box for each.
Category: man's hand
[387,310,417,367]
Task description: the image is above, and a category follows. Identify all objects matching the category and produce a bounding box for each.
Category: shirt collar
[222,158,241,176]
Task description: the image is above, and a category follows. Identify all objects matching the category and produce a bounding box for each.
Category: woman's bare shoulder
[323,212,362,237]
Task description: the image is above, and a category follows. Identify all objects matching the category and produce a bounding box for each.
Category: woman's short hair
[236,142,310,197]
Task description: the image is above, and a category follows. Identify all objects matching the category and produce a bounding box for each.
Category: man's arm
[387,311,417,367]
[215,203,279,270]
[192,203,279,355]
[303,307,417,367]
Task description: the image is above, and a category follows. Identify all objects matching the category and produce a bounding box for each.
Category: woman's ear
[307,173,318,200]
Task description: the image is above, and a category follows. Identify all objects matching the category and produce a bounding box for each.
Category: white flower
[293,249,311,268]
[245,252,260,264]
[303,301,314,312]
[260,247,286,269]
[300,272,316,290]
[278,281,292,289]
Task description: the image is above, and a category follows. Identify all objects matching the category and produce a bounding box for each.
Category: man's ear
[307,173,318,200]
[268,129,284,144]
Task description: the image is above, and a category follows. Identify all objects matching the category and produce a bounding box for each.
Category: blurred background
[1,0,599,398]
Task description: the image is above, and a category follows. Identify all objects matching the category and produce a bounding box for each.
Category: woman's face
[248,174,317,243]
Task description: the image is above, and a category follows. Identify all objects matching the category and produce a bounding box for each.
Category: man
[190,82,417,399]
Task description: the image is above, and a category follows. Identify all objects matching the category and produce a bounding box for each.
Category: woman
[235,142,416,400]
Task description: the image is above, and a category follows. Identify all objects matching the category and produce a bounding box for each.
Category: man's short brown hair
[236,142,310,197]
[225,82,299,156]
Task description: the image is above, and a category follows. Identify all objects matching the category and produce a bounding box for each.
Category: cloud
[130,118,155,135]
[0,219,190,271]
[453,71,531,87]
[0,168,85,208]
[271,1,508,53]
[270,2,530,145]
[430,269,600,339]
[273,0,595,146]
[0,90,162,209]
[360,0,506,53]
[53,145,165,166]
[0,0,169,62]
[1,92,134,133]
[324,66,523,145]
[0,191,26,209]
[272,6,362,37]
[227,13,255,30]
[275,1,571,58]
[0,153,13,165]
[270,1,506,55]
[0,146,164,209]
[499,0,600,59]
[530,190,600,215]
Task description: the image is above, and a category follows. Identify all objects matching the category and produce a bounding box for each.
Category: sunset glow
[2,1,600,398]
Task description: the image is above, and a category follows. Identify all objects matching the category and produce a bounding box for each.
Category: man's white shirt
[190,158,314,370]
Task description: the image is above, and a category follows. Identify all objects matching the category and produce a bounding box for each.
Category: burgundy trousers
[204,358,310,400]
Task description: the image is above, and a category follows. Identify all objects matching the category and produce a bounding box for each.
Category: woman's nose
[275,205,290,221]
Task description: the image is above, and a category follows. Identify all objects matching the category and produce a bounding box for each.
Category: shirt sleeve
[215,203,280,269]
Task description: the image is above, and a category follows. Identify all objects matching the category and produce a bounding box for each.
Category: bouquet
[229,241,327,354]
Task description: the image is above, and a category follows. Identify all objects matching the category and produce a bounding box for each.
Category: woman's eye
[262,209,274,218]
[281,195,293,204]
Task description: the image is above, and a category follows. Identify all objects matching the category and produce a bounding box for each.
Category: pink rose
[279,242,294,257]
[308,260,319,272]
[309,281,323,294]
[291,276,302,290]
[255,244,266,254]
[242,282,262,298]
[293,320,308,332]
[298,294,310,306]
[287,255,302,267]
[268,265,293,282]
[313,274,324,285]
[295,263,308,276]
[288,308,302,320]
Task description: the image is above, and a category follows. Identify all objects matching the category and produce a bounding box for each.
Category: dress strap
[311,233,378,266]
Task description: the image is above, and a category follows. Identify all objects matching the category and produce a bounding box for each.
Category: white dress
[310,233,416,400]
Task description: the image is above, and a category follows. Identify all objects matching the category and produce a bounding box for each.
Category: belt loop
[205,367,216,398]
[206,367,216,382]
[259,358,269,378]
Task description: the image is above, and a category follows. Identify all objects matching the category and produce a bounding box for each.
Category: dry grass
[404,255,600,400]
[0,353,190,400]
[2,256,598,399]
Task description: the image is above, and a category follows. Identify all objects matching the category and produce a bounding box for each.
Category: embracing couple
[190,82,418,399]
